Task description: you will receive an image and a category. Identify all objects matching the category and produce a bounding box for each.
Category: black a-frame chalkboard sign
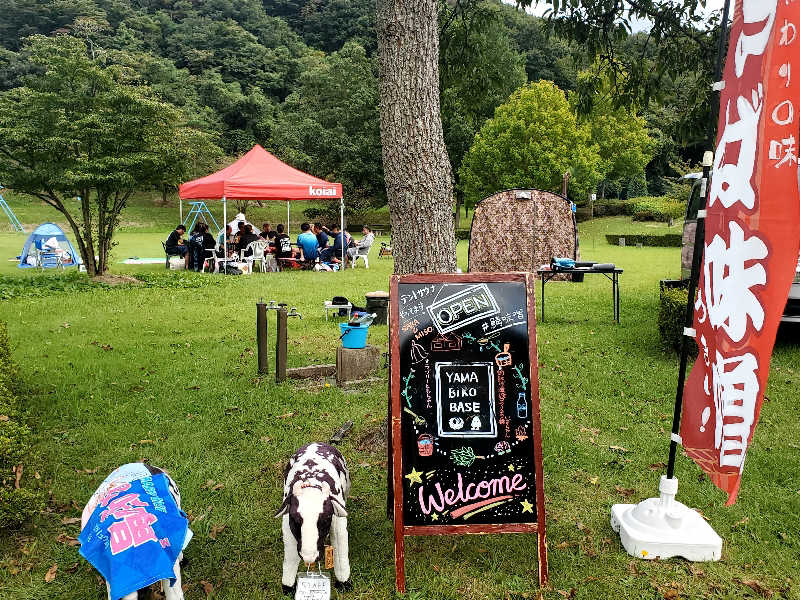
[389,272,548,592]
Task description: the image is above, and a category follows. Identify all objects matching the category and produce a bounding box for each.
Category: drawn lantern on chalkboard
[517,393,528,419]
[495,343,512,367]
[417,434,434,456]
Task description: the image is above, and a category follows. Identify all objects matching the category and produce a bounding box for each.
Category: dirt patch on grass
[355,417,388,454]
[91,274,143,286]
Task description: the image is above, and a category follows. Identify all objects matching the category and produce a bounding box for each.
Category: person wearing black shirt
[238,224,261,256]
[274,224,293,261]
[165,224,188,268]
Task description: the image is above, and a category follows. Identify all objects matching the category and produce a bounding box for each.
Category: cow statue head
[275,480,347,565]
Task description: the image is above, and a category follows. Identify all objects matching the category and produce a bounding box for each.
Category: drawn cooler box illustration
[390,273,548,594]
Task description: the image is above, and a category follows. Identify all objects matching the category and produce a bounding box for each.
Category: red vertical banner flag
[681,0,800,505]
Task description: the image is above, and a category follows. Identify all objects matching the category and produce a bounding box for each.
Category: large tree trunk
[377,0,457,274]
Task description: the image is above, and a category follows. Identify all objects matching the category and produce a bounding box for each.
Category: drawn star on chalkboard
[508,464,516,472]
[431,513,439,521]
[520,499,534,514]
[405,468,423,485]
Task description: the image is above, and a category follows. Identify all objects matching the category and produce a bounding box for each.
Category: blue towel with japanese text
[78,471,191,600]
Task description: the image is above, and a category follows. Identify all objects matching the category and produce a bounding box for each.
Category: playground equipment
[0,187,24,232]
[182,201,219,233]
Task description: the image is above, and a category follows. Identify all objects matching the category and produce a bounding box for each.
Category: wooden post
[276,306,288,383]
[257,300,268,374]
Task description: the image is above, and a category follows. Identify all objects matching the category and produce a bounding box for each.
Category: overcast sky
[514,0,727,31]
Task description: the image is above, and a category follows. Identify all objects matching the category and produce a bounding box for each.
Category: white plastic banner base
[611,476,722,562]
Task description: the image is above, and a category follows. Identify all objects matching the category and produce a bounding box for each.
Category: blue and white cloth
[78,465,191,600]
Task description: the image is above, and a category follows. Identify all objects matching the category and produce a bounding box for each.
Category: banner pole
[666,153,712,479]
[666,0,730,479]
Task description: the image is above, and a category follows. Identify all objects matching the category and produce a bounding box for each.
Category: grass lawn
[0,214,798,600]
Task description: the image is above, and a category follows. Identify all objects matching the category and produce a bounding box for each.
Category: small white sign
[295,573,331,600]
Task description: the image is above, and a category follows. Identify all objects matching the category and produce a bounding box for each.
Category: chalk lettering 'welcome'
[417,473,527,516]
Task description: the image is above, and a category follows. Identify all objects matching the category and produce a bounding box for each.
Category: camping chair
[378,242,392,258]
[161,241,183,269]
[35,247,64,270]
[241,240,268,274]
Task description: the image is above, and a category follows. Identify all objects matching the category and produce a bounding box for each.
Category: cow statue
[78,463,191,600]
[275,443,351,595]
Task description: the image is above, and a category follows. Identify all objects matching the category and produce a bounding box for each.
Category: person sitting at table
[165,224,188,268]
[238,224,261,256]
[217,224,233,248]
[259,223,272,241]
[320,224,351,262]
[346,226,375,267]
[297,222,319,262]
[187,223,205,271]
[314,222,329,250]
[274,224,294,260]
[232,221,245,248]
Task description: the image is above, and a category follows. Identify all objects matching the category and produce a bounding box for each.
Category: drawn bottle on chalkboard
[517,393,528,419]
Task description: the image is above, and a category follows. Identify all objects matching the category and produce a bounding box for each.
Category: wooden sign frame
[389,272,548,593]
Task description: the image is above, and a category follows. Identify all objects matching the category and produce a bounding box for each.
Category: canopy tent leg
[287,201,290,234]
[223,196,227,271]
[180,197,183,225]
[340,197,345,269]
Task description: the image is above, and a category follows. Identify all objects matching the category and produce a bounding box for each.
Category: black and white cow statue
[275,443,351,594]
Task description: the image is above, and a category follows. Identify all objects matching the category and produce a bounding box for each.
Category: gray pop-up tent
[179,145,344,263]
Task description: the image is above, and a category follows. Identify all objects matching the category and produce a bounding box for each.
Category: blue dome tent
[18,223,81,269]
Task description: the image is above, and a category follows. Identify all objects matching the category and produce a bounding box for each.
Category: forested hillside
[0,0,714,211]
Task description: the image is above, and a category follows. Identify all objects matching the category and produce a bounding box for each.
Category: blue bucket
[339,323,369,349]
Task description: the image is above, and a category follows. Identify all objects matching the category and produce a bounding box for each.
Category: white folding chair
[351,245,372,269]
[241,240,268,274]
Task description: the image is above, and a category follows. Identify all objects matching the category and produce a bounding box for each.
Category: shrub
[604,234,682,247]
[591,198,634,217]
[630,196,685,222]
[625,172,649,199]
[659,286,698,356]
[0,321,42,530]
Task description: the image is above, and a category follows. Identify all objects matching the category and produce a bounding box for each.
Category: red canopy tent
[179,145,345,263]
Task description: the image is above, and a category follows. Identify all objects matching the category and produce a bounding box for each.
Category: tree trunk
[377,0,457,274]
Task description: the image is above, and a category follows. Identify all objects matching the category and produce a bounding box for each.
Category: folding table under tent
[178,145,344,265]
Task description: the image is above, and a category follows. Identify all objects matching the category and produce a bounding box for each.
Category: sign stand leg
[394,533,405,593]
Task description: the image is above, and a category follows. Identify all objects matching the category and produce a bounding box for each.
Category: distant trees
[440,1,527,227]
[271,42,384,217]
[0,35,220,275]
[460,81,604,206]
[460,78,653,205]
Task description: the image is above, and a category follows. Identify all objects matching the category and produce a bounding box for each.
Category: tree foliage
[271,42,383,215]
[460,81,604,206]
[0,35,220,274]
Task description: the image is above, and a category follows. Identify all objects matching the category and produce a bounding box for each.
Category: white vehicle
[681,173,800,324]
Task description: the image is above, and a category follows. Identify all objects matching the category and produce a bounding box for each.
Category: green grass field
[0,197,798,600]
